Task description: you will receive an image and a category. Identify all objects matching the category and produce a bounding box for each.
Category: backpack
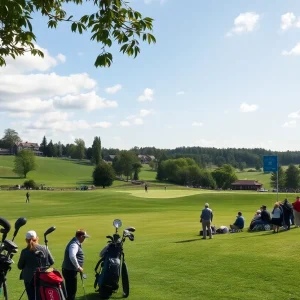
[216,226,229,234]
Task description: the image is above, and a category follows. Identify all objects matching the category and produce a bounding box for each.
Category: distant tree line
[3,128,300,168]
[156,158,237,189]
[271,165,300,191]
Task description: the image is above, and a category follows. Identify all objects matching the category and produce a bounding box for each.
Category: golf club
[0,217,11,243]
[12,217,27,242]
[80,272,87,300]
[125,227,136,233]
[44,226,56,250]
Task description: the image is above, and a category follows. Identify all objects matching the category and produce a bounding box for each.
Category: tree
[270,166,285,190]
[75,138,86,160]
[40,136,47,156]
[57,141,63,157]
[118,150,139,181]
[212,164,238,189]
[93,162,115,188]
[24,179,37,189]
[285,164,300,189]
[92,137,102,164]
[46,140,56,157]
[1,128,21,153]
[13,150,37,178]
[0,0,156,68]
[132,162,142,180]
[238,162,247,171]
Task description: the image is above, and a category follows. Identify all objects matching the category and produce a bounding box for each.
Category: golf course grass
[0,189,299,300]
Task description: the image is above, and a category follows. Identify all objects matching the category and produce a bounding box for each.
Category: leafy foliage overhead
[0,0,156,67]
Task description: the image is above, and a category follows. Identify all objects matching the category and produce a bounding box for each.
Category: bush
[24,179,37,189]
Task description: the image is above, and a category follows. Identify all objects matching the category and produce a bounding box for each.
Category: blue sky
[1,0,300,150]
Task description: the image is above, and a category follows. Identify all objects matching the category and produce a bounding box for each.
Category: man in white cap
[62,229,90,300]
[200,203,213,239]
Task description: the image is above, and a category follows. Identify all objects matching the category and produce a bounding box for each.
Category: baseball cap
[26,230,37,240]
[256,210,261,213]
[76,229,90,238]
[205,203,209,207]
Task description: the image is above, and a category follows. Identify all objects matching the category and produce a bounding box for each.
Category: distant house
[0,148,10,155]
[104,155,117,162]
[138,155,155,164]
[14,141,43,156]
[231,180,263,191]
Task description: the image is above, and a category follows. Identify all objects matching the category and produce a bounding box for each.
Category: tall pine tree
[92,136,102,165]
[40,136,48,156]
[285,164,300,189]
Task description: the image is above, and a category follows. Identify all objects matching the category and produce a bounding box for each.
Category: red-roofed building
[231,180,263,191]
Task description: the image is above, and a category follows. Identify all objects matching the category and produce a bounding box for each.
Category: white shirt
[69,239,81,269]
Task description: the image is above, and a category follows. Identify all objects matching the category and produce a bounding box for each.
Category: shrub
[24,179,37,189]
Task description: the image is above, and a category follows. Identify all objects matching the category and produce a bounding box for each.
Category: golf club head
[106,235,113,240]
[123,230,130,237]
[0,217,11,242]
[125,227,136,232]
[13,217,27,239]
[128,234,134,241]
[44,226,56,237]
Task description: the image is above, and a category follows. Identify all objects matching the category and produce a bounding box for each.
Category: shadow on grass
[74,161,93,166]
[77,293,124,300]
[0,176,22,179]
[173,238,201,243]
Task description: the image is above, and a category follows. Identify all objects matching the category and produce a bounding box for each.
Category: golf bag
[94,244,122,293]
[94,219,134,299]
[34,267,67,300]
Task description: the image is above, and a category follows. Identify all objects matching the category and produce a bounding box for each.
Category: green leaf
[71,22,77,32]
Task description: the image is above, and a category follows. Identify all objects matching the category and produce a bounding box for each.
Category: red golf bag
[34,267,67,300]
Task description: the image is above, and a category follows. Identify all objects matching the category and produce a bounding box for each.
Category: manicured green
[0,156,158,188]
[0,189,299,300]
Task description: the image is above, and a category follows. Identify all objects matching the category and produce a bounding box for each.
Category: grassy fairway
[0,189,299,300]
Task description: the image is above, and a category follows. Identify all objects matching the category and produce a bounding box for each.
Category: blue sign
[263,156,278,172]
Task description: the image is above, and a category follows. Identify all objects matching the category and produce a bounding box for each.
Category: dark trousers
[26,197,30,203]
[25,280,35,300]
[284,213,291,229]
[62,268,78,300]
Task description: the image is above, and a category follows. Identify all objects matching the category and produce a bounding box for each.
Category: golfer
[18,230,54,300]
[200,203,213,239]
[26,192,30,203]
[62,229,90,300]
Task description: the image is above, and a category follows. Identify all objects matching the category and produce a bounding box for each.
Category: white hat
[205,203,209,207]
[26,230,37,240]
[256,210,261,213]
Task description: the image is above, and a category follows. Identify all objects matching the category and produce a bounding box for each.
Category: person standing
[26,192,30,203]
[62,229,90,300]
[292,196,300,227]
[271,202,283,233]
[145,184,148,193]
[18,230,54,300]
[281,199,293,230]
[200,203,213,239]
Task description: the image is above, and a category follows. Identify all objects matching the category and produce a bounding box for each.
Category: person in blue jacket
[230,212,245,231]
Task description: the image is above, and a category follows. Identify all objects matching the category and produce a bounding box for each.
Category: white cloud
[137,88,154,102]
[0,98,53,113]
[226,12,260,37]
[105,84,122,94]
[288,110,300,118]
[56,54,66,63]
[176,91,185,95]
[281,13,300,31]
[40,111,70,122]
[239,102,258,113]
[8,112,33,119]
[134,118,144,125]
[283,120,296,128]
[91,122,112,128]
[0,45,62,74]
[224,110,229,114]
[52,91,118,111]
[282,43,300,56]
[113,136,121,141]
[140,109,153,117]
[120,121,130,127]
[192,122,203,127]
[0,72,97,99]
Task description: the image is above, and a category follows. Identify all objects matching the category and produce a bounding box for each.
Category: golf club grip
[0,218,11,232]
